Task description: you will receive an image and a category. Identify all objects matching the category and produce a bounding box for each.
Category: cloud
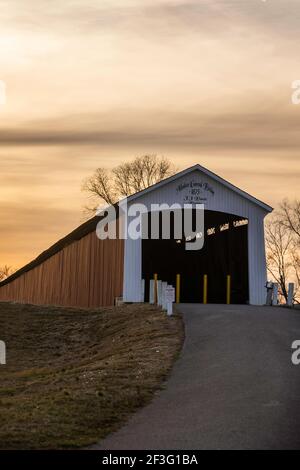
[2,0,298,40]
[1,103,300,152]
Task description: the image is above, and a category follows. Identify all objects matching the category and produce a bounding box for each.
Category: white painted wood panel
[123,167,271,305]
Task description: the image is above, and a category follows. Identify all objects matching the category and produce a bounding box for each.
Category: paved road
[95,304,300,450]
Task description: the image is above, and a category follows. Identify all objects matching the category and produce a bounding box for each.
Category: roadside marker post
[162,282,167,310]
[149,280,154,304]
[176,274,180,303]
[272,283,279,306]
[203,274,208,304]
[0,340,6,365]
[287,283,294,307]
[265,281,273,306]
[154,273,158,304]
[226,275,231,305]
[157,280,162,306]
[165,285,175,316]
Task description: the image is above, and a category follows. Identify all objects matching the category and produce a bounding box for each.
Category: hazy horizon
[1,0,300,268]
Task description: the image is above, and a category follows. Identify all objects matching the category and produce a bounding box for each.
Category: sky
[0,0,300,268]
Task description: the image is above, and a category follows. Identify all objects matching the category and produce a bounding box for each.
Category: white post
[287,283,294,307]
[0,340,6,365]
[165,285,175,316]
[149,280,154,304]
[162,282,167,310]
[141,279,145,302]
[167,301,173,316]
[265,281,273,306]
[157,280,162,306]
[272,283,279,306]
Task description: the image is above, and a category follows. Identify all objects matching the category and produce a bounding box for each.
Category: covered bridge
[0,164,272,307]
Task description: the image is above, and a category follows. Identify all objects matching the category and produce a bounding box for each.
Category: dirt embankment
[0,302,183,449]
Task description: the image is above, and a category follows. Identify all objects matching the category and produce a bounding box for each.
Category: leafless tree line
[266,200,300,303]
[0,265,15,282]
[82,154,176,213]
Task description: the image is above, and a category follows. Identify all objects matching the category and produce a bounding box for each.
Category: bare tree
[266,200,300,303]
[0,265,15,282]
[82,168,117,212]
[82,155,176,213]
[279,199,300,244]
[266,216,293,301]
[291,249,300,291]
[280,199,300,303]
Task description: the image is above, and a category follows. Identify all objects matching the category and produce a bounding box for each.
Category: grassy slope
[0,302,183,450]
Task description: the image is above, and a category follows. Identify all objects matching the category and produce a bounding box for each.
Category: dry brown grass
[0,302,183,449]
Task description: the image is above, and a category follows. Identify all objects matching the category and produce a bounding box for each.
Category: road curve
[94,304,300,450]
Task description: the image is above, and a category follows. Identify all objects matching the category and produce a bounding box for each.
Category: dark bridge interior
[142,209,249,304]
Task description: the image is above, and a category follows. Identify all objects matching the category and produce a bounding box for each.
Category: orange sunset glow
[0,0,300,269]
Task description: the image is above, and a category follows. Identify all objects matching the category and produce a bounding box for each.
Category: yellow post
[203,274,208,304]
[176,274,180,303]
[154,273,158,304]
[226,275,231,305]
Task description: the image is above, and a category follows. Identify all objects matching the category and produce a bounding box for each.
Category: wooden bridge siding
[0,232,124,308]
